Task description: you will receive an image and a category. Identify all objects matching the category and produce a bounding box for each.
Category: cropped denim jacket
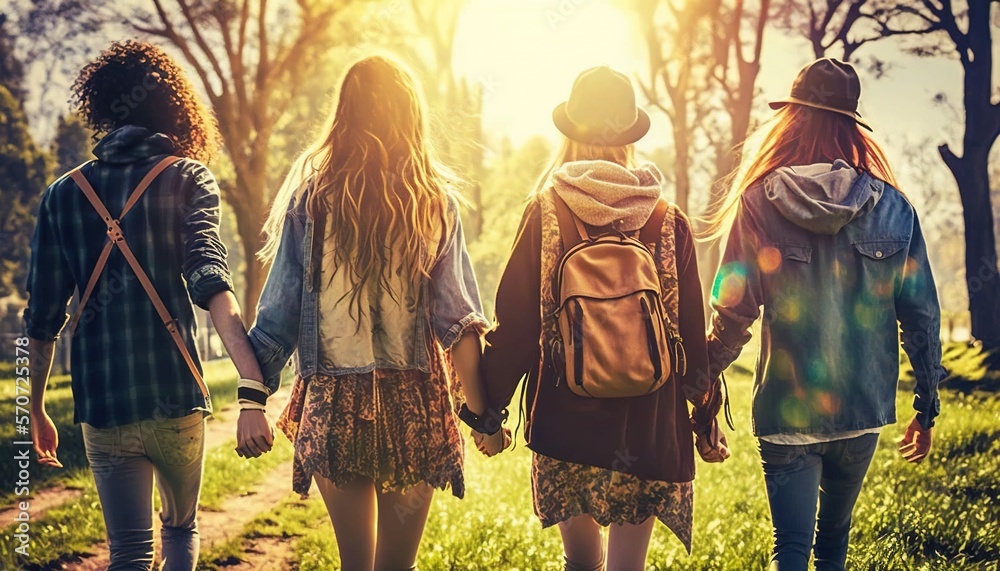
[248,192,489,394]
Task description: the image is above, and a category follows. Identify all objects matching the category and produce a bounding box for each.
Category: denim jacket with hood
[248,190,489,394]
[708,160,945,437]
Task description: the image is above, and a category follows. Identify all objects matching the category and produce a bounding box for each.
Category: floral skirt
[531,452,694,552]
[276,354,465,499]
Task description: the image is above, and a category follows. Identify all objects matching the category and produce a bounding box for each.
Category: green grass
[211,346,1000,571]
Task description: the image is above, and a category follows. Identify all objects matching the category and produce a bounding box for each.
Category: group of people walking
[24,39,945,571]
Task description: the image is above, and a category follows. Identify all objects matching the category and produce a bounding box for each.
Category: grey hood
[763,159,884,235]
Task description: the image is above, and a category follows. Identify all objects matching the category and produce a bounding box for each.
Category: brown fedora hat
[553,66,650,146]
[769,58,873,132]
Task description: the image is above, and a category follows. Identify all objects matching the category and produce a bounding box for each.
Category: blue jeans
[758,433,879,571]
[82,412,205,570]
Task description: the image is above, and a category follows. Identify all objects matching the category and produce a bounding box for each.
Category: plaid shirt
[24,126,234,428]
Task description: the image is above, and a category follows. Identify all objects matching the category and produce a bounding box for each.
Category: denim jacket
[248,191,489,393]
[708,161,945,436]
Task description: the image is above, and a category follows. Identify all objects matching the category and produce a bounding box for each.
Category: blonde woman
[480,67,729,571]
[241,56,505,571]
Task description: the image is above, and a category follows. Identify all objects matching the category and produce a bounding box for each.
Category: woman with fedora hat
[704,58,945,569]
[475,66,730,571]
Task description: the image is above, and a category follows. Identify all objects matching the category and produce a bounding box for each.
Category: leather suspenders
[67,156,210,400]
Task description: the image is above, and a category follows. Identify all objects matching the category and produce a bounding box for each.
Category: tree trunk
[228,154,271,327]
[943,145,1000,351]
[940,1,1000,355]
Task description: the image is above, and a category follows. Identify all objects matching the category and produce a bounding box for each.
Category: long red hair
[703,104,898,239]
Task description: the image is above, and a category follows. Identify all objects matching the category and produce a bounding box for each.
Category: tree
[51,113,94,173]
[633,0,718,213]
[403,0,485,239]
[129,0,366,324]
[631,0,774,309]
[0,85,51,298]
[772,0,932,61]
[888,0,1000,352]
[700,0,772,292]
[0,13,26,104]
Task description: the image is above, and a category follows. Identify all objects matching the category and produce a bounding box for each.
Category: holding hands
[473,427,512,457]
[695,418,731,463]
[236,408,275,459]
[235,378,276,459]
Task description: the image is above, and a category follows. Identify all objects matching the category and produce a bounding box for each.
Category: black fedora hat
[553,66,650,146]
[769,58,873,132]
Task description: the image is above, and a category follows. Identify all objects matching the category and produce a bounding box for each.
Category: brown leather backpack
[551,190,685,398]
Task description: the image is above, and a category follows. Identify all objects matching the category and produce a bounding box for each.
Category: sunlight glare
[452,0,647,146]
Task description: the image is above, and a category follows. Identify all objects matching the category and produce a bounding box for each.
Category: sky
[450,0,967,187]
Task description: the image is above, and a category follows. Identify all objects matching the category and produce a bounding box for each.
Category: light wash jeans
[758,433,879,571]
[82,412,205,570]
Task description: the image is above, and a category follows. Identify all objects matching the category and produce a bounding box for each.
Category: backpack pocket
[557,291,671,398]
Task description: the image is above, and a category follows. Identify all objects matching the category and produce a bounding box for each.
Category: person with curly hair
[24,40,272,571]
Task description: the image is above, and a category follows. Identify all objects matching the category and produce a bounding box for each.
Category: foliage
[0,84,51,298]
[50,113,94,173]
[467,135,553,313]
[0,13,25,104]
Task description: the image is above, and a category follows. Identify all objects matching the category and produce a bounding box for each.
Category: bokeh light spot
[758,247,782,274]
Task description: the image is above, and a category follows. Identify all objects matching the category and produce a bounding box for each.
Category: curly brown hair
[71,40,220,163]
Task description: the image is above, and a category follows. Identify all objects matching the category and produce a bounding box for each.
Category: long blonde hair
[533,137,636,194]
[261,55,456,318]
[702,104,898,239]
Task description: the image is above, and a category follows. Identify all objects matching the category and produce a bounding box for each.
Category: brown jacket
[482,198,718,483]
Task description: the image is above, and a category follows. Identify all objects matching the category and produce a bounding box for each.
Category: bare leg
[606,517,655,571]
[315,474,378,571]
[558,515,605,571]
[373,482,434,570]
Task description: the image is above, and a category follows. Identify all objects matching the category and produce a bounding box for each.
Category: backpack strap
[639,198,670,249]
[550,188,589,250]
[67,156,209,400]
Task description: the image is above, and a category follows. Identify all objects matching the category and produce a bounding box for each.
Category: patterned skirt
[276,350,465,499]
[532,453,694,552]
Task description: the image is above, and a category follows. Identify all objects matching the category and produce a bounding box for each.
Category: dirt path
[0,388,291,532]
[212,535,299,571]
[0,483,82,530]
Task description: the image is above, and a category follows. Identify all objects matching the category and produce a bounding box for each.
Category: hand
[472,427,511,457]
[236,409,275,459]
[695,419,730,463]
[898,416,932,463]
[32,410,63,468]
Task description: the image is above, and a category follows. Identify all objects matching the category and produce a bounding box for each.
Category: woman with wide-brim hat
[475,66,731,571]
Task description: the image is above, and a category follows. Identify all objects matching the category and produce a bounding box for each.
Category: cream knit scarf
[551,160,664,231]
